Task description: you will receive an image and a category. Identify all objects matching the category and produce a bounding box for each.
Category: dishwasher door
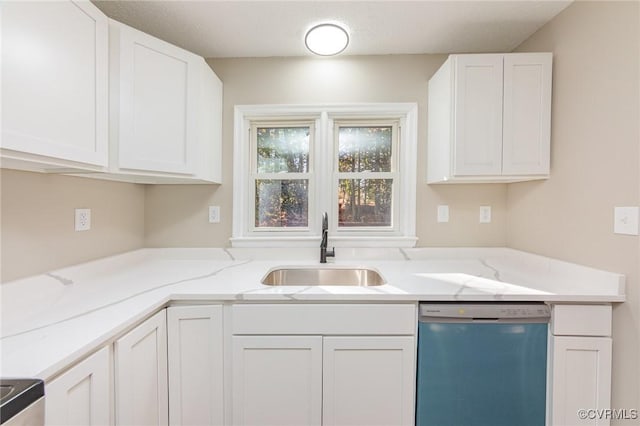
[416,303,549,426]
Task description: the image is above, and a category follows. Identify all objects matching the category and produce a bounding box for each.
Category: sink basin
[261,266,386,286]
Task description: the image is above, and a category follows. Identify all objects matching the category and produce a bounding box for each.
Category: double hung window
[232,104,417,247]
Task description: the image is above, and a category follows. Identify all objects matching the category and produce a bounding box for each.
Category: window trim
[232,103,418,248]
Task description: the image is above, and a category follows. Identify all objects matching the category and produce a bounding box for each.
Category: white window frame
[232,103,418,248]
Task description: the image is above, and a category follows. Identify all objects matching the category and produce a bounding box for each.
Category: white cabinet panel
[45,346,111,426]
[322,336,415,426]
[1,0,108,170]
[427,52,552,183]
[453,54,504,176]
[503,53,552,175]
[232,336,322,426]
[551,336,612,426]
[167,305,223,426]
[112,22,198,175]
[107,21,223,183]
[115,310,168,426]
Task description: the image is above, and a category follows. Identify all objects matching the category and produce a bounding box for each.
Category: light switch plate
[479,206,492,223]
[614,206,639,235]
[437,205,449,223]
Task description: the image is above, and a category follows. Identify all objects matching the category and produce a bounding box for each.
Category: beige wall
[145,54,509,247]
[0,169,145,282]
[510,0,640,414]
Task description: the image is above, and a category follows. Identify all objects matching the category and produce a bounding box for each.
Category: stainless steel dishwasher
[416,303,550,426]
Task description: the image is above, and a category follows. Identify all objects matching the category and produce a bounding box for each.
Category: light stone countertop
[0,247,625,381]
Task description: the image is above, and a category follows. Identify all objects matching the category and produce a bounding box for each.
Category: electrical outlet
[614,206,639,235]
[75,208,91,231]
[437,205,449,223]
[479,206,492,223]
[209,206,221,223]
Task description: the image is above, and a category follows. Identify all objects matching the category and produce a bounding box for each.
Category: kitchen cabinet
[167,305,224,426]
[1,0,108,172]
[115,310,168,426]
[232,336,323,426]
[108,21,222,183]
[322,337,415,426]
[549,304,613,426]
[230,304,417,426]
[427,52,552,183]
[45,346,111,426]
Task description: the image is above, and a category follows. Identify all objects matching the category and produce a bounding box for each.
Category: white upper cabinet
[1,0,109,171]
[427,52,552,183]
[109,20,222,183]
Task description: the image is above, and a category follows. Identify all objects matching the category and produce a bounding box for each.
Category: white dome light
[305,23,349,56]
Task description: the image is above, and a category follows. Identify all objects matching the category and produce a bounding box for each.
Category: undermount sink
[261,266,386,286]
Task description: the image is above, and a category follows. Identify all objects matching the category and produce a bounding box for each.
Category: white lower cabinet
[550,337,613,426]
[230,303,417,426]
[322,337,415,426]
[549,304,613,426]
[232,336,323,426]
[115,310,168,426]
[45,346,111,426]
[167,305,224,426]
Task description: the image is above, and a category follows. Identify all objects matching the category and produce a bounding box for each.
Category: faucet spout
[320,212,335,263]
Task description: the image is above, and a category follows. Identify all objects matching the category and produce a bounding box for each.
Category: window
[252,123,313,229]
[335,121,398,230]
[232,104,417,247]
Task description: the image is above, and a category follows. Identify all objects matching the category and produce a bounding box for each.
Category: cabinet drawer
[231,304,416,335]
[551,304,612,336]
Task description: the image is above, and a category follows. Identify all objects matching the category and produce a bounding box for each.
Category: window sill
[230,236,418,248]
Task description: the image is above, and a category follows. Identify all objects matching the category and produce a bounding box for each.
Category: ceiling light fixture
[305,23,349,56]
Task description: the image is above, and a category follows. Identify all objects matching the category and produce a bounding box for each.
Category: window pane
[338,126,392,172]
[255,180,309,227]
[338,179,392,227]
[257,127,310,173]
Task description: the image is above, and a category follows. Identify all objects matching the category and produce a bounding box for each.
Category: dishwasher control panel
[419,303,550,322]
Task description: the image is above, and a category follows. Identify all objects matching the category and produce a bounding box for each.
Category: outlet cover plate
[479,206,492,223]
[209,206,221,223]
[614,206,639,235]
[75,208,91,231]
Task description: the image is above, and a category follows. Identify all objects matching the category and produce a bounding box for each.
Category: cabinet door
[115,23,199,175]
[322,336,415,426]
[551,336,612,426]
[2,0,108,166]
[46,346,111,426]
[453,54,504,176]
[503,53,552,175]
[115,310,168,426]
[232,336,322,426]
[167,305,223,426]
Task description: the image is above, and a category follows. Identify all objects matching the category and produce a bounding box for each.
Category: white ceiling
[92,0,572,58]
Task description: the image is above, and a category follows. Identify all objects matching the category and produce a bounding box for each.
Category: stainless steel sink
[261,266,386,286]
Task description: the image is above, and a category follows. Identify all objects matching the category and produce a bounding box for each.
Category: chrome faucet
[320,212,335,263]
